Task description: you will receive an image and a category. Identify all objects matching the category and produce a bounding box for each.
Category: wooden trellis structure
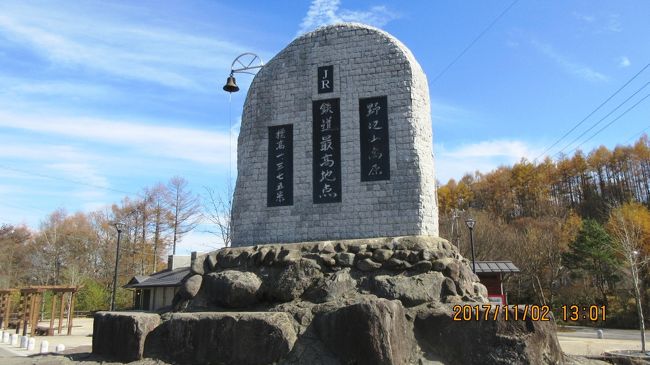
[0,288,17,330]
[13,286,80,336]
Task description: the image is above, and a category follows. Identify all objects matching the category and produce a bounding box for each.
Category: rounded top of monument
[291,22,421,69]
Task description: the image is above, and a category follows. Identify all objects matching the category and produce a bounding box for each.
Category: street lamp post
[465,217,477,273]
[110,222,125,311]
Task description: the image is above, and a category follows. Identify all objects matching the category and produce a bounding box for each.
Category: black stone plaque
[317,65,334,94]
[267,124,293,207]
[313,98,341,203]
[360,96,390,181]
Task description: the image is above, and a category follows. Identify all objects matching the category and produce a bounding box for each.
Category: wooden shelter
[8,286,80,336]
[475,261,520,305]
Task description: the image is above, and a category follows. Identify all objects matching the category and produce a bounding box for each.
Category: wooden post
[5,294,11,330]
[0,293,6,329]
[15,292,24,334]
[30,292,42,336]
[22,293,32,336]
[66,291,76,335]
[49,292,57,336]
[29,293,36,335]
[57,293,65,334]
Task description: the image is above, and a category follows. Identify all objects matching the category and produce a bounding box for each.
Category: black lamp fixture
[110,221,125,311]
[222,53,264,93]
[465,217,477,274]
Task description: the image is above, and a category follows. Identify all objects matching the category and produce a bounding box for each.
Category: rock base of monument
[93,236,563,364]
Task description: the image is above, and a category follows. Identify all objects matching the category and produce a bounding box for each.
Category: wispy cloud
[430,100,474,126]
[572,12,623,33]
[435,139,542,182]
[0,75,113,99]
[0,111,233,166]
[0,4,250,91]
[531,40,608,82]
[572,12,596,23]
[618,56,631,68]
[606,14,623,33]
[298,0,399,35]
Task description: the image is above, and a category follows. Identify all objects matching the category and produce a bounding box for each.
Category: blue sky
[1,0,649,253]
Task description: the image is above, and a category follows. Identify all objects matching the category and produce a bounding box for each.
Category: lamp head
[113,221,125,232]
[465,218,476,230]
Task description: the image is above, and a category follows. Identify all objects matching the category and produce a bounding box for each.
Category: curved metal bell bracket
[223,53,264,93]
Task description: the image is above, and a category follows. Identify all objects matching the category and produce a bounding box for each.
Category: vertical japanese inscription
[313,98,341,203]
[267,124,293,207]
[360,96,390,181]
[317,65,334,94]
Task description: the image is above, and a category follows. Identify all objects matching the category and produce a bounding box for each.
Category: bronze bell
[223,75,239,93]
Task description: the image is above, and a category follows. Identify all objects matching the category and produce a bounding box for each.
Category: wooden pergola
[6,286,80,336]
[0,288,17,330]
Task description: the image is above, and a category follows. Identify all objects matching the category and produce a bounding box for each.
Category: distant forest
[438,136,650,327]
[2,137,650,328]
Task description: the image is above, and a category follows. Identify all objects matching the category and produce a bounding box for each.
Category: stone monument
[231,23,438,246]
[92,24,564,365]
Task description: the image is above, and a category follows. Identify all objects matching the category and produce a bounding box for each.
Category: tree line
[3,136,650,325]
[438,136,650,328]
[0,176,231,311]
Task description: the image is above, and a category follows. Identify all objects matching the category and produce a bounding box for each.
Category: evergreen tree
[562,219,621,305]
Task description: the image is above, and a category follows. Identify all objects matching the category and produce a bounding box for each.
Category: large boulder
[264,258,324,302]
[203,270,262,308]
[92,311,161,362]
[144,312,297,365]
[371,272,445,306]
[314,298,413,365]
[304,268,357,303]
[179,274,203,299]
[414,304,564,365]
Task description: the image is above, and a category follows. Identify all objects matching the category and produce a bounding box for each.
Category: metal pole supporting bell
[223,75,239,92]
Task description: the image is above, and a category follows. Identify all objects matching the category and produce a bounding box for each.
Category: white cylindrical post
[2,331,9,343]
[40,340,49,354]
[27,337,35,351]
[20,335,28,348]
[55,343,65,353]
[596,329,604,339]
[10,333,19,346]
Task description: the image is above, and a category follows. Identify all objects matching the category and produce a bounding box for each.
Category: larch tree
[204,183,233,248]
[166,176,201,255]
[607,202,650,353]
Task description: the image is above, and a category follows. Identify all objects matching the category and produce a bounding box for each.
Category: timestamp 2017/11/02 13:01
[452,304,607,322]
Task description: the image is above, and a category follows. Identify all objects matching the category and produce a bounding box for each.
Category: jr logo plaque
[317,65,334,94]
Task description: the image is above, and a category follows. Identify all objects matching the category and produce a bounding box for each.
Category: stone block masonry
[231,23,438,246]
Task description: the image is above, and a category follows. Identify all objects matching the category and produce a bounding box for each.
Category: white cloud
[430,100,473,126]
[0,76,113,99]
[618,56,631,68]
[572,12,623,33]
[0,5,250,91]
[573,12,596,23]
[0,111,234,166]
[45,162,109,192]
[298,0,399,35]
[606,14,623,33]
[435,140,542,183]
[175,228,224,255]
[531,40,608,82]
